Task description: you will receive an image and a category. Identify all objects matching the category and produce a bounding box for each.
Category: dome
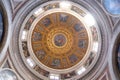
[31,12,89,69]
[18,1,101,79]
[1,0,118,80]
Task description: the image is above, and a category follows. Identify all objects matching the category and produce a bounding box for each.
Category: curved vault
[8,0,112,80]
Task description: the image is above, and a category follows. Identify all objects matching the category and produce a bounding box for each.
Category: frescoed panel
[44,3,59,10]
[84,52,94,67]
[22,42,30,57]
[36,50,46,60]
[78,40,86,48]
[59,14,68,22]
[61,73,71,79]
[69,71,76,77]
[90,27,98,41]
[22,42,27,51]
[74,24,84,32]
[42,18,51,27]
[32,32,42,41]
[69,54,78,63]
[40,69,49,77]
[54,34,66,47]
[71,6,86,16]
[24,15,36,30]
[44,5,52,10]
[29,15,36,22]
[34,65,49,77]
[51,58,61,67]
[61,71,76,79]
[36,25,44,32]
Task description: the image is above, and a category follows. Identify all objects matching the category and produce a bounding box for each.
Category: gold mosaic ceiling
[31,12,89,69]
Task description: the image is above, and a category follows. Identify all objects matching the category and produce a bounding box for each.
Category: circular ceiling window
[116,37,120,75]
[117,44,120,71]
[0,69,18,80]
[0,3,9,63]
[0,10,3,42]
[103,0,120,15]
[18,1,101,79]
[0,7,4,49]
